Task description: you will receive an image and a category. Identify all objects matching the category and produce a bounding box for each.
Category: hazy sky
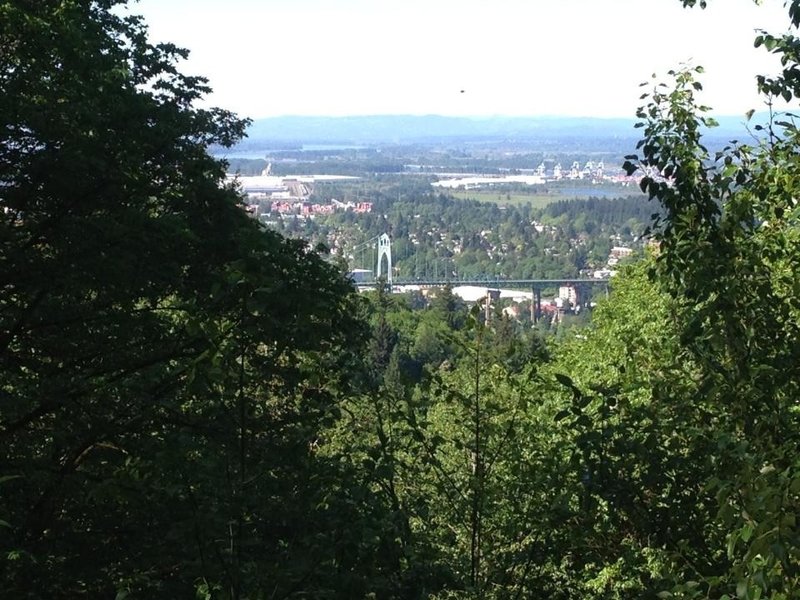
[126,0,791,119]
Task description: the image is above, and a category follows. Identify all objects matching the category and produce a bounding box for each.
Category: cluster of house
[589,245,633,279]
[447,283,601,326]
[527,285,587,318]
[270,200,372,216]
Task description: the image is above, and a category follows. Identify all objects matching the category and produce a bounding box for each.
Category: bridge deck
[355,278,610,288]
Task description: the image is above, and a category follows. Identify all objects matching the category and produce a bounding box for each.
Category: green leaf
[736,581,748,598]
[741,523,754,542]
[555,373,574,388]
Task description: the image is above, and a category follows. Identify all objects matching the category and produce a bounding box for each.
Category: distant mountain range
[239,113,769,146]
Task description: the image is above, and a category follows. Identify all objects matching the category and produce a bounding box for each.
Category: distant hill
[240,113,767,146]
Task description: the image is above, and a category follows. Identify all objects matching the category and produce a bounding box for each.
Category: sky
[125,0,792,120]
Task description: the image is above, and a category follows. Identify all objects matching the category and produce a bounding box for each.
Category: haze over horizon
[126,0,791,121]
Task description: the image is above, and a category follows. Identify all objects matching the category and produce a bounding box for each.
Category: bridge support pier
[531,286,542,324]
[485,289,500,322]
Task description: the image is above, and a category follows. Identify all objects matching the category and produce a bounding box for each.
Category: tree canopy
[1,1,367,597]
[4,0,800,598]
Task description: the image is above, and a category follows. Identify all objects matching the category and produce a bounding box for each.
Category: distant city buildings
[228,171,370,219]
[432,174,546,189]
[610,246,634,259]
[431,159,637,190]
[252,199,372,218]
[558,285,579,307]
[607,245,634,267]
[229,171,360,199]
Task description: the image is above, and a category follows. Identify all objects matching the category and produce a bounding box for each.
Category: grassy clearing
[449,184,644,207]
[449,190,557,208]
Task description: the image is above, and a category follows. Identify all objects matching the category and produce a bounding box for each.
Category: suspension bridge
[346,234,612,322]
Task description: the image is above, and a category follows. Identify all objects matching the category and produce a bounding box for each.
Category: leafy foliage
[5,0,800,598]
[616,2,800,596]
[0,1,371,597]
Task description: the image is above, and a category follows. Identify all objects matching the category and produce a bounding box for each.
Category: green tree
[0,2,371,597]
[545,262,722,598]
[431,284,467,331]
[610,2,800,596]
[393,309,568,599]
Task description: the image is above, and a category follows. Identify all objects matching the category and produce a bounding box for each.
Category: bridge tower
[376,233,392,285]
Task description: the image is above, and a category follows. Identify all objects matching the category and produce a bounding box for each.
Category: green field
[448,190,558,208]
[449,183,644,207]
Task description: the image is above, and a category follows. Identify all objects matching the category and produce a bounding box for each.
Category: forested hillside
[2,1,799,599]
